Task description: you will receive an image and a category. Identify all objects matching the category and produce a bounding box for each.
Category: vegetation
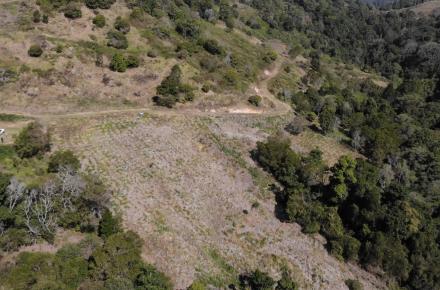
[107,31,128,49]
[154,65,194,108]
[93,14,106,28]
[28,45,43,57]
[248,95,262,107]
[47,150,80,173]
[14,122,50,158]
[109,53,128,72]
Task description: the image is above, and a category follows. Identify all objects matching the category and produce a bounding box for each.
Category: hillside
[0,0,440,290]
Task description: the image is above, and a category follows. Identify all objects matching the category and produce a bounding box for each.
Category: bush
[248,95,262,107]
[345,279,363,290]
[285,116,307,135]
[247,270,275,290]
[42,14,49,23]
[114,16,130,34]
[109,53,127,72]
[126,55,140,68]
[176,20,200,38]
[93,14,106,28]
[28,45,43,57]
[33,10,41,23]
[147,50,158,58]
[85,0,116,9]
[98,209,122,238]
[203,39,223,55]
[64,4,82,19]
[14,122,50,158]
[48,150,80,173]
[107,31,128,49]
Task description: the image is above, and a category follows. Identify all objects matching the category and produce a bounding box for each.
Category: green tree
[98,209,122,238]
[110,53,128,72]
[14,122,50,158]
[48,150,80,173]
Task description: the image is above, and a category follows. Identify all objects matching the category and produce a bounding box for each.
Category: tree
[328,156,357,204]
[14,122,50,158]
[98,209,121,238]
[48,150,80,173]
[319,103,337,134]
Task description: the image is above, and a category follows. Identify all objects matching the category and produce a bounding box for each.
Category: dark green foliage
[98,209,122,238]
[14,122,50,158]
[247,270,275,290]
[93,14,106,28]
[175,20,200,38]
[33,10,41,23]
[63,4,82,19]
[28,45,43,57]
[107,31,128,49]
[109,53,128,72]
[126,55,140,68]
[85,0,116,9]
[276,268,298,290]
[1,232,172,290]
[248,95,262,107]
[134,264,173,290]
[114,16,130,34]
[42,14,49,23]
[155,65,194,107]
[345,279,363,290]
[202,39,223,55]
[48,150,80,173]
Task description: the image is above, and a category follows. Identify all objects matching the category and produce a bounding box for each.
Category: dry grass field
[46,112,384,289]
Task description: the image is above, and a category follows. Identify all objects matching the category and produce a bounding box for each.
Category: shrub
[176,20,200,38]
[247,270,275,290]
[345,279,363,290]
[33,10,41,23]
[285,116,307,135]
[85,0,116,9]
[147,50,158,58]
[93,14,106,28]
[98,209,122,238]
[109,53,127,72]
[42,14,49,23]
[64,4,82,19]
[107,31,128,49]
[248,95,262,107]
[14,122,50,158]
[48,150,80,173]
[126,55,140,68]
[203,39,223,55]
[276,269,298,290]
[28,45,43,57]
[135,264,173,290]
[187,281,205,290]
[114,16,130,34]
[263,50,277,63]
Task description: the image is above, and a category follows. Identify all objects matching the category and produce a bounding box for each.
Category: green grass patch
[0,113,27,122]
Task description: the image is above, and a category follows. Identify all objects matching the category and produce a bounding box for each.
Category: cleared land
[46,112,384,290]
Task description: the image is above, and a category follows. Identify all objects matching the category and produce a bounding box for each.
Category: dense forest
[244,0,440,289]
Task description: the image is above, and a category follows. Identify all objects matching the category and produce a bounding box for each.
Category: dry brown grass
[49,112,384,290]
